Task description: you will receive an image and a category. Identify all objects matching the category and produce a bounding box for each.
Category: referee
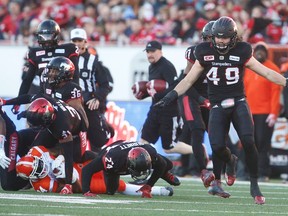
[70,28,112,152]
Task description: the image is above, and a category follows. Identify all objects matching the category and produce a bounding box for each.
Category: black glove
[154,90,178,108]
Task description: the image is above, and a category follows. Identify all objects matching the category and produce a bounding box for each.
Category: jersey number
[206,67,239,85]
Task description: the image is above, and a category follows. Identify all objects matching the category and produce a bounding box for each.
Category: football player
[16,145,173,196]
[13,19,80,114]
[177,21,216,186]
[0,107,38,191]
[82,140,180,198]
[154,16,288,205]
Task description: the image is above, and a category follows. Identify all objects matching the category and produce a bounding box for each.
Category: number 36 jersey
[194,41,252,104]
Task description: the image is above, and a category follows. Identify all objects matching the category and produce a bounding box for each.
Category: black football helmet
[36,19,61,49]
[46,56,75,87]
[127,147,152,181]
[202,20,215,41]
[26,98,55,127]
[212,16,238,54]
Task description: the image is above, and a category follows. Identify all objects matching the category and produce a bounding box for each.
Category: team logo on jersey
[204,55,214,61]
[55,49,65,54]
[45,89,52,95]
[55,92,62,99]
[219,56,224,60]
[229,55,240,61]
[36,50,45,56]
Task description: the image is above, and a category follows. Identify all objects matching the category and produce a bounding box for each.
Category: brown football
[131,81,149,100]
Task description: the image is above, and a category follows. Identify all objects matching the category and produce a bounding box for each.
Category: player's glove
[0,148,11,169]
[136,184,152,198]
[60,184,73,195]
[11,105,20,114]
[198,96,211,110]
[153,90,178,108]
[52,155,65,179]
[0,98,6,106]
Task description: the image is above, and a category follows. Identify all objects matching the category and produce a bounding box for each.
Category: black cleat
[208,180,231,198]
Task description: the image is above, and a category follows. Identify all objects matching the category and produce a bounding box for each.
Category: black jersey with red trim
[194,41,252,104]
[185,45,208,98]
[19,43,79,96]
[44,82,83,104]
[100,141,157,175]
[33,94,86,140]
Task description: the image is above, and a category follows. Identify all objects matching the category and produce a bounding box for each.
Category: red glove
[11,105,20,114]
[60,184,73,195]
[0,98,6,106]
[136,184,152,198]
[200,99,211,110]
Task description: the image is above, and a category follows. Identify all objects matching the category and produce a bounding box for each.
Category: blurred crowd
[1,0,288,46]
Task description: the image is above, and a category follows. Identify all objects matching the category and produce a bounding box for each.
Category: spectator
[244,42,282,182]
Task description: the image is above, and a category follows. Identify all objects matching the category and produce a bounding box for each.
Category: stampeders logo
[105,101,138,145]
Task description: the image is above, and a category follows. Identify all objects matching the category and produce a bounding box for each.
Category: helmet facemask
[127,147,152,181]
[16,156,49,180]
[211,16,238,55]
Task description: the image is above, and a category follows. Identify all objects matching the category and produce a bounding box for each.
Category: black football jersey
[19,43,79,96]
[100,142,157,175]
[28,43,78,78]
[32,95,85,140]
[185,45,208,98]
[44,82,82,103]
[194,41,252,104]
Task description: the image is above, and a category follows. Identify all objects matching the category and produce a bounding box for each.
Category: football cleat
[250,182,265,205]
[208,180,231,198]
[60,184,73,195]
[200,169,215,188]
[225,154,238,186]
[254,196,265,205]
[164,186,174,196]
[162,172,181,186]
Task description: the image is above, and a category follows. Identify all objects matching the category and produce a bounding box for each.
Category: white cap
[70,28,87,40]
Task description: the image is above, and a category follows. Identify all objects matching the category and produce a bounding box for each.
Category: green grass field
[1,177,288,216]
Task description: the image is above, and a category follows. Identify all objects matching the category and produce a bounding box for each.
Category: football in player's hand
[146,79,169,97]
[131,81,149,100]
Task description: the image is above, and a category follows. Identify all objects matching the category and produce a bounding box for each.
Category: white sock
[120,183,173,196]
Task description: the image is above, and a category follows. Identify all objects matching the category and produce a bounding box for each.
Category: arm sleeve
[82,156,105,193]
[94,62,110,102]
[70,55,79,85]
[146,154,167,187]
[5,94,34,105]
[18,62,37,96]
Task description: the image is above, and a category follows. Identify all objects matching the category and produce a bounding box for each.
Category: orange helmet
[16,155,49,180]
